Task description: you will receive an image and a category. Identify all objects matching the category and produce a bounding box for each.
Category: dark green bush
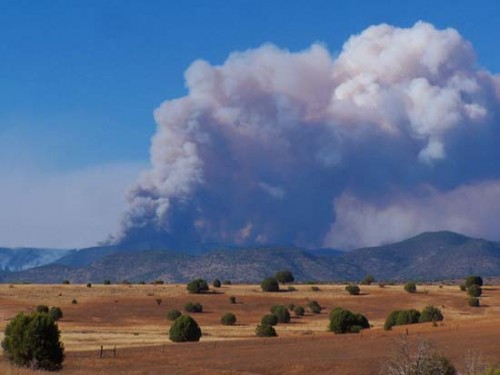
[465,275,483,288]
[270,305,291,323]
[287,303,295,311]
[467,284,482,297]
[220,313,237,326]
[329,307,369,334]
[287,286,297,292]
[184,302,203,313]
[293,306,305,316]
[419,305,444,323]
[360,275,375,285]
[71,299,77,305]
[86,283,92,288]
[261,314,279,326]
[49,307,63,321]
[275,271,294,284]
[62,280,70,285]
[169,315,202,342]
[384,309,421,330]
[212,279,221,288]
[223,280,232,285]
[404,281,417,293]
[255,324,277,337]
[166,309,182,321]
[103,280,111,285]
[468,297,480,307]
[310,286,320,292]
[459,283,466,291]
[36,305,49,314]
[186,279,209,294]
[2,312,65,371]
[307,300,321,314]
[345,284,360,295]
[261,277,280,292]
[229,296,237,304]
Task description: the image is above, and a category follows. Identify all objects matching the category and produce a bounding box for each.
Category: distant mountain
[0,248,71,271]
[2,231,500,283]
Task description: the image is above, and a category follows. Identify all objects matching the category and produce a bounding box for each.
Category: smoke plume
[117,22,500,250]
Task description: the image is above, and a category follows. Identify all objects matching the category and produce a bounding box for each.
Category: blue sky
[1,0,499,248]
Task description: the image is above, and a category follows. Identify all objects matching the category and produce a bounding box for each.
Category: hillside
[2,231,500,283]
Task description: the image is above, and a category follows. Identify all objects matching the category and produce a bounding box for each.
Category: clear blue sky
[1,0,499,248]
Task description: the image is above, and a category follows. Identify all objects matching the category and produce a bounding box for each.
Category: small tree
[465,275,483,288]
[2,312,65,371]
[261,277,280,292]
[255,324,277,337]
[404,281,417,293]
[103,280,111,285]
[166,309,182,321]
[36,305,49,314]
[184,302,203,313]
[467,284,482,297]
[220,313,237,326]
[360,275,375,285]
[169,315,202,342]
[329,307,369,334]
[345,285,360,295]
[186,279,209,294]
[49,307,63,321]
[270,305,291,323]
[229,296,237,304]
[261,314,279,326]
[468,297,480,307]
[86,283,92,288]
[308,300,321,314]
[293,306,305,317]
[384,309,421,330]
[275,271,294,284]
[419,305,444,323]
[212,279,221,288]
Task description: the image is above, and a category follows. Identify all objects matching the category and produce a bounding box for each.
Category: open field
[1,282,500,374]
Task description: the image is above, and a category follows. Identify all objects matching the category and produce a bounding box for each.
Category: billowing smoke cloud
[117,21,500,250]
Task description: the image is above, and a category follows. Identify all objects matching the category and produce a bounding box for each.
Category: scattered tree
[465,275,483,288]
[261,277,280,292]
[329,307,369,334]
[184,302,203,313]
[404,281,417,293]
[86,283,92,288]
[459,283,466,291]
[270,305,291,323]
[468,297,480,307]
[261,314,279,326]
[2,312,65,371]
[360,274,375,285]
[310,286,320,292]
[307,300,322,314]
[49,307,63,322]
[223,280,232,285]
[345,284,361,295]
[103,280,111,285]
[255,324,277,337]
[186,279,209,294]
[169,315,202,342]
[467,284,482,297]
[275,270,294,284]
[62,280,70,285]
[212,279,221,288]
[419,305,444,323]
[36,305,49,314]
[166,309,182,321]
[229,296,237,304]
[293,306,305,317]
[220,313,237,326]
[384,309,421,330]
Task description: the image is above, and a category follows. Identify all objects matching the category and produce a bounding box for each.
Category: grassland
[0,282,499,374]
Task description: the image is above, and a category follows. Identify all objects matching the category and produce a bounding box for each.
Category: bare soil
[0,283,499,374]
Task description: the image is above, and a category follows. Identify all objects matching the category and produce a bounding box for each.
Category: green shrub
[103,280,111,285]
[36,305,49,314]
[261,314,279,326]
[184,302,203,313]
[270,305,291,323]
[307,300,321,314]
[384,309,421,330]
[2,312,64,371]
[169,315,202,342]
[467,284,482,297]
[86,283,92,288]
[71,299,77,304]
[465,275,483,288]
[62,280,70,285]
[166,309,182,321]
[345,284,360,295]
[404,281,417,293]
[229,296,237,304]
[360,275,375,285]
[186,279,209,294]
[419,305,444,323]
[255,324,277,337]
[275,270,294,284]
[220,313,237,326]
[329,307,369,334]
[459,283,466,291]
[293,306,305,316]
[310,286,320,292]
[287,303,295,311]
[261,277,280,292]
[223,280,232,285]
[212,279,221,288]
[49,307,63,321]
[468,297,480,307]
[287,286,297,292]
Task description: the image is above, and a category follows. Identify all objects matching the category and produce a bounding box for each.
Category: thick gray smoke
[118,22,500,250]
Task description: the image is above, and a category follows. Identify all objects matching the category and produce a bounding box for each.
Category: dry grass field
[1,282,500,374]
